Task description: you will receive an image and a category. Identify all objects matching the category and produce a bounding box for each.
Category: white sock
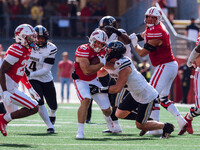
[103,115,114,131]
[3,113,12,122]
[39,105,54,129]
[167,103,181,119]
[78,123,84,133]
[49,108,57,117]
[150,110,160,121]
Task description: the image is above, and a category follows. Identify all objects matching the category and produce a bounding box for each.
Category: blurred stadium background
[0,0,199,103]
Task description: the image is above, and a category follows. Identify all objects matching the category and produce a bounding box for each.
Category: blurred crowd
[0,0,107,38]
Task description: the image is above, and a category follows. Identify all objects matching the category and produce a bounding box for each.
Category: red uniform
[5,43,31,83]
[74,44,105,81]
[145,22,175,66]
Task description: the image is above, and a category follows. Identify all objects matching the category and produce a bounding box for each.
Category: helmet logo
[92,31,99,36]
[15,27,23,36]
[149,8,155,15]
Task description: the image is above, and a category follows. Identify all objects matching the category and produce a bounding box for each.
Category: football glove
[104,26,122,36]
[2,91,14,106]
[89,84,109,95]
[98,56,106,66]
[129,33,138,47]
[28,87,40,101]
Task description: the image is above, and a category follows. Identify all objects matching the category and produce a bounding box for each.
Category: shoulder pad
[114,57,131,70]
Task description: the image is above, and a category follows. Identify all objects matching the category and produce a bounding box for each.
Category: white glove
[98,56,106,66]
[2,91,14,106]
[28,87,40,101]
[129,33,138,47]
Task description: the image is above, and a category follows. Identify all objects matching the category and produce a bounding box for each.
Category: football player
[0,24,40,136]
[130,7,187,135]
[184,35,200,134]
[73,29,112,139]
[97,16,133,133]
[25,25,57,134]
[90,40,175,139]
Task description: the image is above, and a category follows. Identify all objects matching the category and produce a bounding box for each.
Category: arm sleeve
[187,47,200,67]
[20,73,32,89]
[30,63,53,77]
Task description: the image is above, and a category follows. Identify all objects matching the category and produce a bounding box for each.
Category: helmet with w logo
[89,29,108,53]
[15,24,37,48]
[145,7,162,27]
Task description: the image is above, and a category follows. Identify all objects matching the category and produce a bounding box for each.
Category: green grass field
[0,103,199,150]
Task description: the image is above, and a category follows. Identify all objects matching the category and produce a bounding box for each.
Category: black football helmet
[34,25,49,48]
[106,40,126,61]
[99,16,118,29]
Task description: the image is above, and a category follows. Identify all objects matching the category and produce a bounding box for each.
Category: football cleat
[139,130,147,136]
[0,114,8,136]
[102,129,122,133]
[177,116,188,135]
[146,130,162,135]
[76,131,84,139]
[102,129,112,133]
[184,113,193,134]
[49,116,56,125]
[47,128,55,134]
[161,123,174,139]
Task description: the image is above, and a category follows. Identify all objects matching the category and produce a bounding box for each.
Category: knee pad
[190,106,200,117]
[160,96,173,109]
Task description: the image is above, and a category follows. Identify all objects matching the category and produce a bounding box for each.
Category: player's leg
[74,79,92,139]
[86,99,93,123]
[42,81,58,126]
[0,89,38,136]
[150,62,187,135]
[0,102,6,114]
[184,70,200,134]
[29,80,55,134]
[135,101,174,139]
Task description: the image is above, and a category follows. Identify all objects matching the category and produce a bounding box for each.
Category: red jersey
[5,43,31,83]
[145,22,175,66]
[74,44,105,81]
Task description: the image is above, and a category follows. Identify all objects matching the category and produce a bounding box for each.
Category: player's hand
[25,68,30,77]
[104,26,122,36]
[2,91,14,106]
[28,87,40,101]
[89,84,109,95]
[98,56,106,66]
[129,33,138,47]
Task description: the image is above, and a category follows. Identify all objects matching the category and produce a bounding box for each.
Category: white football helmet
[144,7,162,27]
[89,29,108,53]
[15,24,37,48]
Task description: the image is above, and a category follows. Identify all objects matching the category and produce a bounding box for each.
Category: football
[90,56,100,65]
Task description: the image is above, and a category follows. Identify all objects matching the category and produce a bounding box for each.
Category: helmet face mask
[15,24,37,48]
[144,7,162,27]
[34,25,49,48]
[89,30,108,53]
[106,40,126,61]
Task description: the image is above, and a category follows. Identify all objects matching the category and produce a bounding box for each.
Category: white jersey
[27,41,57,82]
[104,56,158,104]
[108,29,132,59]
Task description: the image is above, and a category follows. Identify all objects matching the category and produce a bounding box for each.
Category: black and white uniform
[99,29,132,107]
[26,42,57,110]
[105,56,158,123]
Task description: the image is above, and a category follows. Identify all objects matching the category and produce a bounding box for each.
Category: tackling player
[25,25,58,134]
[130,6,187,135]
[90,40,175,139]
[0,24,40,136]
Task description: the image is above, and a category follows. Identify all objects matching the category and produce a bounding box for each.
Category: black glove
[25,68,30,76]
[89,84,109,95]
[105,26,122,36]
[72,71,79,80]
